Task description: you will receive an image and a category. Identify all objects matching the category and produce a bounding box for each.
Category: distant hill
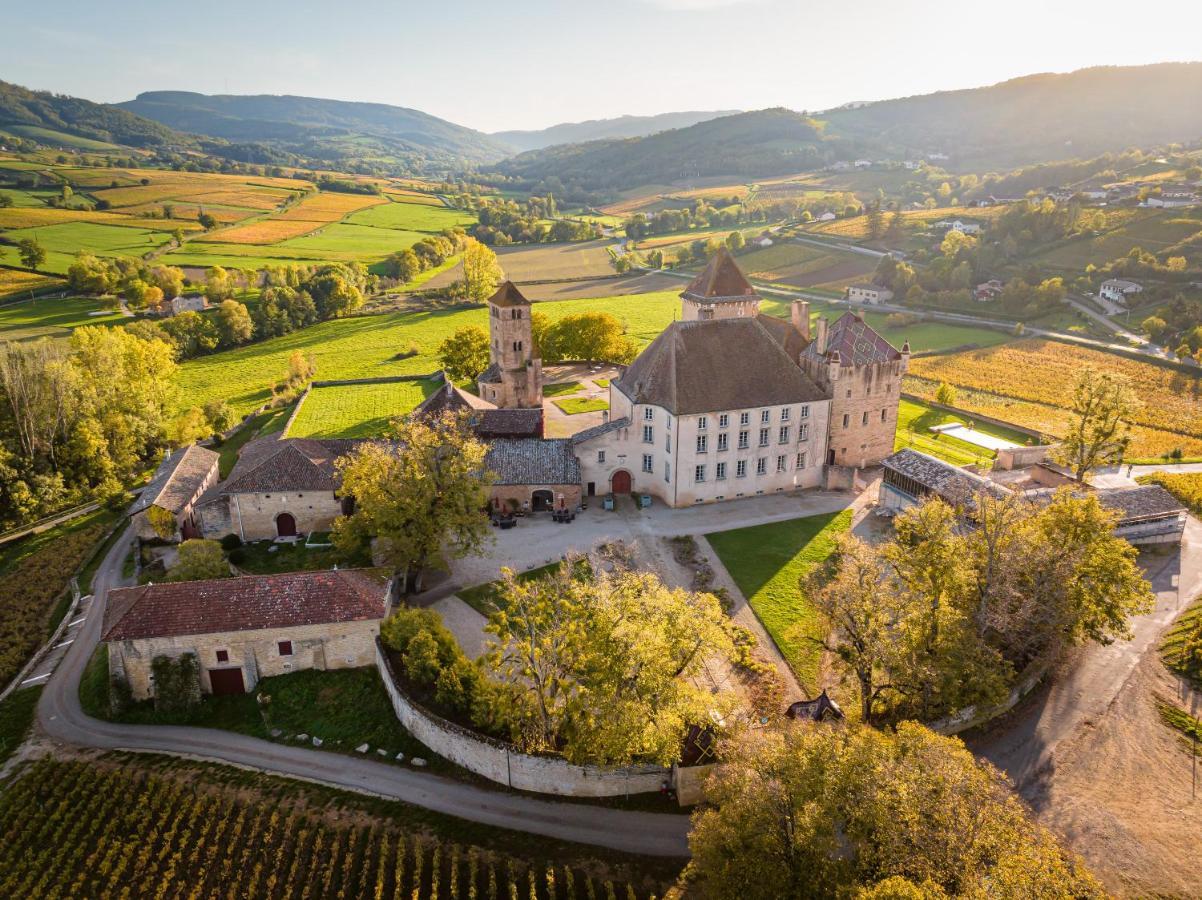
[118,91,510,172]
[490,109,829,195]
[0,79,190,149]
[492,110,740,152]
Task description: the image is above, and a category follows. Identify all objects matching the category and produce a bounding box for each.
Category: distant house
[168,294,208,316]
[1099,278,1143,305]
[974,279,1005,302]
[127,445,220,542]
[828,161,851,171]
[1145,187,1197,208]
[902,160,921,171]
[928,152,950,161]
[845,283,894,305]
[103,569,392,700]
[1097,485,1187,546]
[753,235,774,248]
[816,211,837,222]
[853,159,872,169]
[934,219,981,235]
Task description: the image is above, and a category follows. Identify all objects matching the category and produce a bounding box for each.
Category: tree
[725,230,745,252]
[437,325,491,381]
[865,202,885,240]
[203,266,234,303]
[283,350,315,390]
[332,411,493,593]
[147,265,185,300]
[934,382,957,406]
[539,311,639,364]
[161,311,219,358]
[307,270,363,318]
[168,539,228,581]
[458,240,505,302]
[0,193,13,208]
[215,299,253,347]
[688,723,1102,899]
[203,399,237,434]
[167,407,211,446]
[146,505,178,541]
[197,211,217,230]
[1055,368,1139,481]
[16,239,45,270]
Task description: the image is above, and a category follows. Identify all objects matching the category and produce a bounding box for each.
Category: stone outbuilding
[103,569,392,700]
[486,438,581,512]
[413,378,544,438]
[127,444,220,542]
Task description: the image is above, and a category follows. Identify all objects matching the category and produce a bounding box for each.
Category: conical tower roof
[487,281,531,308]
[681,247,757,300]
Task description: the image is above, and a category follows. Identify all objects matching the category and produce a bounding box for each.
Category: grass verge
[543,381,583,397]
[455,561,565,616]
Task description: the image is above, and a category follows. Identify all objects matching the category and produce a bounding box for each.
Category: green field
[895,398,1033,467]
[345,199,476,232]
[1025,208,1202,273]
[3,124,121,150]
[287,378,440,438]
[0,221,174,273]
[0,295,125,341]
[553,397,608,415]
[707,509,853,690]
[274,223,427,257]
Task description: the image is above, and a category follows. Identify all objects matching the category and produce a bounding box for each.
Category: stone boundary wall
[282,372,448,437]
[901,392,1047,441]
[927,658,1051,736]
[375,640,671,797]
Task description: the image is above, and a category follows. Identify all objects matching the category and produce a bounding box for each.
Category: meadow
[1023,208,1202,272]
[427,241,618,288]
[0,221,176,273]
[287,378,440,438]
[0,295,125,341]
[346,199,475,232]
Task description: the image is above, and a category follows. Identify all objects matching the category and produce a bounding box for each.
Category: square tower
[477,281,543,409]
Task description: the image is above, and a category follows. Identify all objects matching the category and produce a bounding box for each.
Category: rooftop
[803,312,904,367]
[1097,485,1186,523]
[485,438,580,486]
[681,247,757,302]
[220,437,359,495]
[883,449,1010,504]
[103,569,391,642]
[487,281,531,309]
[127,445,219,517]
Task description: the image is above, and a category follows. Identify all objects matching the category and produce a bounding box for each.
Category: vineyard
[906,339,1202,459]
[1137,471,1202,516]
[0,759,659,899]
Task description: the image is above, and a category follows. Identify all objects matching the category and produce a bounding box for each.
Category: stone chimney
[791,299,811,340]
[814,316,829,355]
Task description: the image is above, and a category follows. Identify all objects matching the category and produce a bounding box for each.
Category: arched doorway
[276,512,297,537]
[611,470,632,494]
[531,489,554,511]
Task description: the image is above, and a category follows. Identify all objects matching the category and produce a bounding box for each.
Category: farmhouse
[934,219,981,235]
[1099,278,1143,305]
[845,283,894,305]
[127,445,220,542]
[165,294,208,316]
[975,279,1005,302]
[103,569,392,700]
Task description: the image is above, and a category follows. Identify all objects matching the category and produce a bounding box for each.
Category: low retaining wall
[375,641,671,797]
[901,392,1048,442]
[927,658,1051,736]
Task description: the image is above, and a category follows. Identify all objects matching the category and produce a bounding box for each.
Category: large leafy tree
[539,311,639,364]
[689,723,1102,899]
[458,239,505,302]
[1055,367,1138,481]
[333,411,492,593]
[168,539,228,582]
[437,325,491,381]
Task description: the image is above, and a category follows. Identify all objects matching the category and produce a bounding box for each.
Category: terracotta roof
[614,318,826,415]
[803,312,902,366]
[128,445,219,516]
[221,437,359,494]
[103,569,391,642]
[681,248,757,301]
[487,281,531,308]
[485,438,580,485]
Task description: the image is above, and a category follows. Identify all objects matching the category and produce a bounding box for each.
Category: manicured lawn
[0,686,42,766]
[232,539,363,575]
[287,378,440,438]
[542,380,583,397]
[0,295,125,341]
[553,397,609,415]
[593,378,610,388]
[707,509,853,691]
[894,398,1032,467]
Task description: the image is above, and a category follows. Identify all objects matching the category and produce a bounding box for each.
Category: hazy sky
[6,0,1202,133]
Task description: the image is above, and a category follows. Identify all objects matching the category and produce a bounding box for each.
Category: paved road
[36,525,692,857]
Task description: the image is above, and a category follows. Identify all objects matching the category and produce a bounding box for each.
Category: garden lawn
[895,398,1032,467]
[553,397,609,415]
[0,295,125,341]
[455,561,575,616]
[543,381,583,397]
[706,509,853,691]
[287,378,440,438]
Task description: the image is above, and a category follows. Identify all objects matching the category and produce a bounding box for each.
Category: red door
[276,512,297,537]
[208,667,245,696]
[611,470,632,494]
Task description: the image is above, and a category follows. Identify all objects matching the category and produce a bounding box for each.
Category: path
[35,525,691,857]
[0,500,100,548]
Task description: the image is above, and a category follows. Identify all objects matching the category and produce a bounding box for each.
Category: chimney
[791,300,810,340]
[815,317,829,355]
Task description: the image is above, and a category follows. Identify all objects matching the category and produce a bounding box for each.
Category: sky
[5,0,1202,133]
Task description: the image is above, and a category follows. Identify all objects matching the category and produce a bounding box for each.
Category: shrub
[151,653,201,713]
[403,630,443,686]
[219,533,242,551]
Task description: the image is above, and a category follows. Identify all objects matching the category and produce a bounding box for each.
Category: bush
[219,534,242,551]
[227,549,246,566]
[151,653,201,713]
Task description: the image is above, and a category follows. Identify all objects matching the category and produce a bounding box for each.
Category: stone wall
[203,491,344,542]
[824,359,906,469]
[375,641,671,797]
[490,483,582,513]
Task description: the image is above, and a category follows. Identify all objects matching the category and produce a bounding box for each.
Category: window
[664,461,671,482]
[695,465,706,483]
[666,434,671,452]
[738,430,750,449]
[642,425,653,443]
[842,414,850,429]
[697,416,708,430]
[643,407,654,421]
[777,455,788,473]
[717,433,728,451]
[278,641,293,657]
[798,423,809,441]
[696,434,707,453]
[215,650,229,664]
[597,450,606,464]
[781,407,791,422]
[796,451,807,469]
[740,412,750,426]
[862,411,869,426]
[881,409,887,422]
[718,414,729,428]
[716,462,727,480]
[642,453,653,473]
[779,426,790,444]
[756,458,767,475]
[736,460,747,478]
[800,405,810,419]
[761,409,771,424]
[759,427,770,447]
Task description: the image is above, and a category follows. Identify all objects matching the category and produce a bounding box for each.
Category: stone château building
[477,281,543,409]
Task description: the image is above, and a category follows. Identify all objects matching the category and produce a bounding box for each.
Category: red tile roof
[681,247,757,300]
[103,569,391,642]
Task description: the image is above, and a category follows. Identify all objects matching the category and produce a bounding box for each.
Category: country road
[35,525,692,858]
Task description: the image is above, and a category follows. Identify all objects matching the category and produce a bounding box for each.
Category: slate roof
[1097,485,1186,523]
[478,363,502,384]
[883,449,1010,504]
[221,437,360,495]
[754,312,810,361]
[487,281,531,308]
[127,445,219,516]
[102,569,391,642]
[571,417,631,445]
[413,379,495,417]
[411,381,541,437]
[614,318,826,415]
[803,312,903,366]
[485,439,580,486]
[681,247,757,301]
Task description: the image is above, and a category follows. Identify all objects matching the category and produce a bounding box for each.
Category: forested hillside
[0,80,190,148]
[492,109,739,152]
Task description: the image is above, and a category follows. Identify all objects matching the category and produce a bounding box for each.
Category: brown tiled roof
[803,312,902,366]
[487,281,531,308]
[478,362,502,384]
[883,449,1010,505]
[681,248,757,301]
[485,438,580,485]
[754,313,810,361]
[614,318,826,415]
[102,569,391,642]
[477,409,543,438]
[1098,485,1186,523]
[221,437,360,495]
[413,379,496,417]
[128,444,219,516]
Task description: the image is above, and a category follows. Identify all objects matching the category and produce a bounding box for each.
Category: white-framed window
[781,407,791,422]
[738,430,750,449]
[642,453,653,473]
[643,407,654,421]
[798,423,809,441]
[800,405,810,419]
[740,412,750,426]
[718,414,729,428]
[716,462,727,480]
[697,434,707,453]
[759,428,770,447]
[761,409,771,424]
[777,455,787,473]
[597,450,606,464]
[779,426,790,444]
[796,451,807,469]
[697,416,707,430]
[695,465,706,483]
[756,457,767,475]
[664,461,671,482]
[736,460,747,478]
[643,425,654,443]
[717,432,728,451]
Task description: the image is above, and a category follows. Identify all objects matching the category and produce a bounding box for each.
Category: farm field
[0,759,660,899]
[1023,208,1202,272]
[894,398,1034,467]
[731,241,879,291]
[707,509,853,692]
[0,221,176,273]
[288,378,441,438]
[426,241,618,288]
[0,295,125,341]
[802,205,1006,243]
[0,205,203,231]
[906,339,1202,458]
[346,198,476,232]
[0,267,63,299]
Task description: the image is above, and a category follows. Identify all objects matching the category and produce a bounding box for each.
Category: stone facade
[477,282,543,409]
[200,490,345,542]
[490,483,583,513]
[128,445,220,543]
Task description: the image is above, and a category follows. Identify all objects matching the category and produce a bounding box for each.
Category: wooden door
[208,667,245,696]
[276,512,297,537]
[611,470,632,494]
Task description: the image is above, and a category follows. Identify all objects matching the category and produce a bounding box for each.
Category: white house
[934,219,981,235]
[974,279,1004,302]
[846,283,894,305]
[816,211,837,222]
[1099,279,1143,305]
[169,294,209,316]
[854,159,872,169]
